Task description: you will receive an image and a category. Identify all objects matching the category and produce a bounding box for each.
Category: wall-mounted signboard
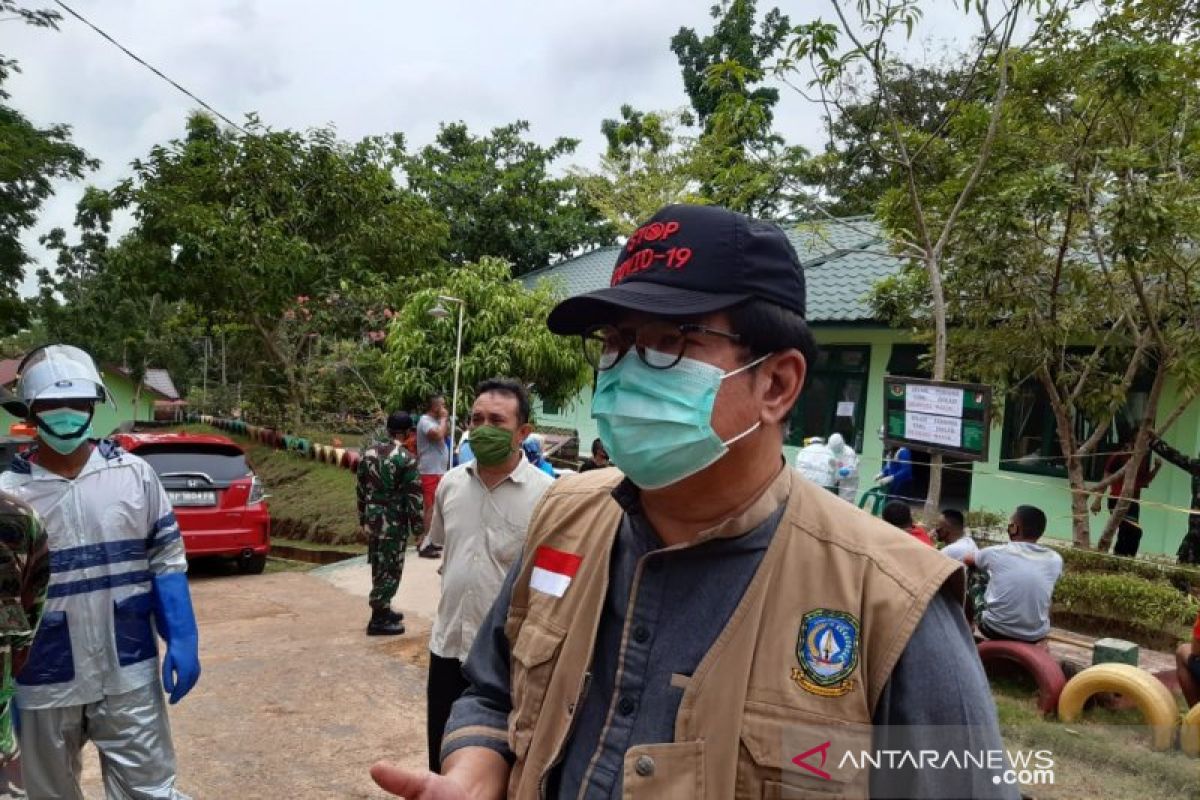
[883,376,992,462]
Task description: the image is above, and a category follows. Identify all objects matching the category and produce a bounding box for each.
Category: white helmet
[828,433,846,453]
[15,345,112,409]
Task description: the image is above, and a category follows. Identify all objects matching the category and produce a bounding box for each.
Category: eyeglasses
[582,321,742,371]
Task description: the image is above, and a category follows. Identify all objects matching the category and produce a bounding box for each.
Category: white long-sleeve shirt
[0,440,186,708]
[428,458,553,661]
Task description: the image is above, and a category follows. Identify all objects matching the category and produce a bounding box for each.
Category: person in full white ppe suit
[0,345,200,799]
[828,433,860,503]
[793,436,837,491]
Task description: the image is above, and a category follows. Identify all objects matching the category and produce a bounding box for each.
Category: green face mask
[471,425,517,467]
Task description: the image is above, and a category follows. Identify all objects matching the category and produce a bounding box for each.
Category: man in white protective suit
[793,436,837,491]
[828,432,860,503]
[0,345,200,799]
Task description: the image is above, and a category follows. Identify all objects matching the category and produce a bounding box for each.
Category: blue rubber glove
[152,573,201,704]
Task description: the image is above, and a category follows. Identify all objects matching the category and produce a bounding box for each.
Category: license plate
[168,490,217,507]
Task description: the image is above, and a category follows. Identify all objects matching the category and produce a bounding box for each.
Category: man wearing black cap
[357,411,423,636]
[373,205,1013,799]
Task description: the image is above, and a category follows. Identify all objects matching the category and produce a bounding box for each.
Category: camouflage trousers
[967,567,989,622]
[368,527,410,610]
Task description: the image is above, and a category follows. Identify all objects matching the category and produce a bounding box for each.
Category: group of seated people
[882,500,1064,644]
[881,498,1200,713]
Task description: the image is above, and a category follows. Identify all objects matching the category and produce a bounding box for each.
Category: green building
[0,357,165,437]
[523,219,1200,555]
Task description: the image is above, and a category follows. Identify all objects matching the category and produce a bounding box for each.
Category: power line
[52,0,248,134]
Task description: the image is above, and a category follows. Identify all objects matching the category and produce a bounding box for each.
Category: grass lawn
[270,537,367,555]
[992,677,1199,798]
[264,556,318,574]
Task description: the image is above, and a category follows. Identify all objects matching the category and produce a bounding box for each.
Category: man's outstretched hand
[370,763,468,800]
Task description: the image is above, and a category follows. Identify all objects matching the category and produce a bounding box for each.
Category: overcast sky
[8,0,986,296]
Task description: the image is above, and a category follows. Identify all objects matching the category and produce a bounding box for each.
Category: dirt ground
[77,554,443,800]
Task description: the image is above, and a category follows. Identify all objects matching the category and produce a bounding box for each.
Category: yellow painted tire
[333,447,346,468]
[1058,663,1179,751]
[1182,703,1200,757]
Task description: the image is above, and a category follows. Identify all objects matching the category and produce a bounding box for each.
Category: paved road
[76,553,445,799]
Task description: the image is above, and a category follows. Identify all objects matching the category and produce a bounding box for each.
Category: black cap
[386,411,413,433]
[547,203,806,335]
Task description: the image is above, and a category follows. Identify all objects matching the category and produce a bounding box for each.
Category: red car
[113,432,270,574]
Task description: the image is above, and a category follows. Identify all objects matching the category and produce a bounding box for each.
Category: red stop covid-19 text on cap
[611,219,692,286]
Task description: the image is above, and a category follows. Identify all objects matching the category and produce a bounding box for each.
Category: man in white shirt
[794,437,836,490]
[964,505,1063,642]
[935,508,978,562]
[425,378,554,773]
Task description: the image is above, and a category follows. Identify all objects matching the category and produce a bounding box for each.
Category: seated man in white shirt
[935,509,977,562]
[964,505,1063,643]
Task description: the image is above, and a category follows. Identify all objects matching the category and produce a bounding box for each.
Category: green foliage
[384,257,591,422]
[671,0,808,217]
[671,0,789,132]
[689,63,810,217]
[403,121,613,276]
[37,191,204,397]
[802,63,976,216]
[573,107,705,236]
[243,440,362,545]
[1053,571,1198,635]
[0,4,96,333]
[965,508,1006,529]
[54,113,447,424]
[0,1,59,30]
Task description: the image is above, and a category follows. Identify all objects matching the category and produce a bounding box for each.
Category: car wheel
[238,554,267,575]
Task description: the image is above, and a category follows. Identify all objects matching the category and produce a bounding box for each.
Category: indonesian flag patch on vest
[530,546,582,598]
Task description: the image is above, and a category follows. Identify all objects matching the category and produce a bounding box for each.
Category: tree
[403,121,614,276]
[871,1,1200,548]
[802,63,974,216]
[37,190,204,412]
[672,1,809,217]
[0,2,95,333]
[384,257,591,424]
[785,0,1027,522]
[75,113,447,425]
[572,106,704,236]
[671,0,789,133]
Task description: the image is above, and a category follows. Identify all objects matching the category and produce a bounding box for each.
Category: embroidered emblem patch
[791,609,860,697]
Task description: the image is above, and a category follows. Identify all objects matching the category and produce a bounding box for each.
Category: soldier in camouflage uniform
[357,411,423,636]
[0,491,51,794]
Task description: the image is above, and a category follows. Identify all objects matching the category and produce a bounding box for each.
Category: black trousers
[1109,498,1143,557]
[426,651,470,773]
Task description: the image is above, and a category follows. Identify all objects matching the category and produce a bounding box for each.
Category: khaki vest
[500,467,962,799]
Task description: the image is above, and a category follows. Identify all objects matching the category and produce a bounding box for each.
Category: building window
[887,344,929,378]
[541,398,562,416]
[1000,380,1149,480]
[787,346,871,451]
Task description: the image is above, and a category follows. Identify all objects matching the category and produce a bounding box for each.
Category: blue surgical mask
[591,349,766,490]
[35,407,94,455]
